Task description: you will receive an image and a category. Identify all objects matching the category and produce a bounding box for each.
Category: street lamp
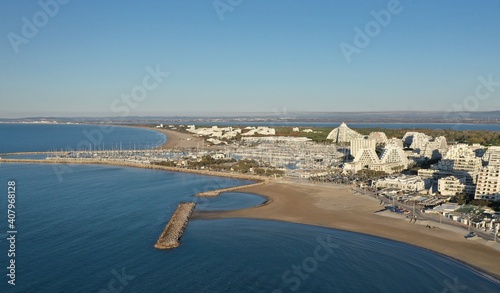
[495,222,499,242]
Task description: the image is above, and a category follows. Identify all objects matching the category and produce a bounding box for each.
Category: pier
[154,202,196,250]
[196,180,268,197]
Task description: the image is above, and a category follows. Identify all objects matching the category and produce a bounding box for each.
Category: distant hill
[1,111,499,124]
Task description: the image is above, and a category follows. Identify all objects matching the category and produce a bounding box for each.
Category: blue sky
[1,0,500,118]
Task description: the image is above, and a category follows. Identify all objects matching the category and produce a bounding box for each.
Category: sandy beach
[4,125,500,279]
[154,128,205,149]
[194,180,500,279]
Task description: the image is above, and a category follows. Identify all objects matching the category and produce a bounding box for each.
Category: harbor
[154,202,196,250]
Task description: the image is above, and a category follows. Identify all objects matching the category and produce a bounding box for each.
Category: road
[354,186,499,243]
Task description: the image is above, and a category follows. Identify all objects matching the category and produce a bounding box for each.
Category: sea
[0,124,499,292]
[0,123,166,153]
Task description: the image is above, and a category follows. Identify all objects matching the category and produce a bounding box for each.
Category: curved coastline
[3,125,500,281]
[193,181,500,280]
[121,125,204,149]
[3,158,500,280]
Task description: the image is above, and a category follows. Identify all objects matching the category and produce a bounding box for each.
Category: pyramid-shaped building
[326,122,363,143]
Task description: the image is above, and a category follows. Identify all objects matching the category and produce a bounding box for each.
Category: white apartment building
[344,144,408,175]
[420,136,448,160]
[435,144,482,184]
[474,166,500,201]
[483,146,500,167]
[380,145,409,166]
[368,132,389,145]
[241,127,276,136]
[350,137,376,159]
[403,132,431,150]
[343,148,380,173]
[438,176,466,196]
[388,137,404,148]
[374,175,427,192]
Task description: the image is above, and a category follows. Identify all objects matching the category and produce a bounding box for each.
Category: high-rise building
[438,176,466,196]
[350,137,376,159]
[483,146,500,167]
[474,166,500,201]
[435,144,482,184]
[344,141,408,174]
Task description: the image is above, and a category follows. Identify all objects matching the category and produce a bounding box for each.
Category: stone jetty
[154,202,196,250]
[196,180,268,197]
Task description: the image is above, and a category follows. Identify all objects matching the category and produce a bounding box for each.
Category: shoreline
[154,128,205,149]
[2,159,500,279]
[193,180,500,280]
[123,125,205,149]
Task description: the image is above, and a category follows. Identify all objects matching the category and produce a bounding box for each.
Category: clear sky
[1,0,500,118]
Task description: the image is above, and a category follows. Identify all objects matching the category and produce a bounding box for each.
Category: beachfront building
[483,146,500,167]
[350,137,376,159]
[434,144,482,184]
[474,166,500,201]
[349,147,380,167]
[418,169,454,180]
[374,175,427,192]
[438,176,467,196]
[377,145,409,173]
[326,122,363,144]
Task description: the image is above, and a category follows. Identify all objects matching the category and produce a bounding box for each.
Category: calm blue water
[0,163,499,292]
[0,124,166,153]
[1,124,499,292]
[1,154,48,159]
